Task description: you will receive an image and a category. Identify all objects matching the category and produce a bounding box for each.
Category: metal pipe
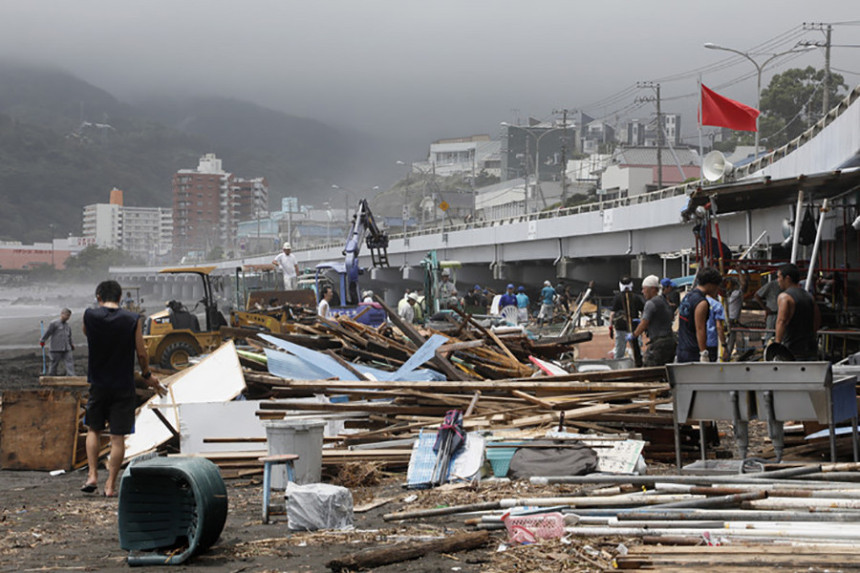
[564,525,860,541]
[531,473,859,488]
[747,497,860,511]
[656,482,860,499]
[805,198,831,292]
[617,509,860,522]
[643,491,765,510]
[498,494,702,509]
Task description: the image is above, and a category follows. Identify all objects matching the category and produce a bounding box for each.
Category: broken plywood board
[124,340,246,462]
[0,389,85,470]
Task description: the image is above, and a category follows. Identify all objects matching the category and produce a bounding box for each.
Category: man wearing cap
[272,242,300,290]
[464,284,483,314]
[661,278,680,315]
[677,267,722,363]
[400,292,418,323]
[516,286,530,325]
[538,281,556,328]
[629,275,676,366]
[499,284,518,310]
[609,277,645,360]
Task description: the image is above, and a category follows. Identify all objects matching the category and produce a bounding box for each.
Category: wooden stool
[259,454,299,524]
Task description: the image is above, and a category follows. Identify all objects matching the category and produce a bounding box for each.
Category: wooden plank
[39,376,89,387]
[510,398,672,428]
[323,349,372,381]
[372,294,468,381]
[510,389,555,409]
[243,372,667,393]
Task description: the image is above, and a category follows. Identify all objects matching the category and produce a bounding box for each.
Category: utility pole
[801,22,834,114]
[524,137,531,215]
[553,108,571,206]
[636,82,663,189]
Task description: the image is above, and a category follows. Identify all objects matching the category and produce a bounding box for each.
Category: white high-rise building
[82,202,122,248]
[121,206,173,262]
[82,188,173,264]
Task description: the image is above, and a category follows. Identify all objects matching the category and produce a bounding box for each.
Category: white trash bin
[264,420,326,487]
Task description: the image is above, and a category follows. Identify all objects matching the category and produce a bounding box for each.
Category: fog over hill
[0,62,409,244]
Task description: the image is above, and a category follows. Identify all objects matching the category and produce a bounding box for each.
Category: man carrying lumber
[629,275,676,366]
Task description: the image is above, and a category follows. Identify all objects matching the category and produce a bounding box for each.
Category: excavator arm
[342,199,389,305]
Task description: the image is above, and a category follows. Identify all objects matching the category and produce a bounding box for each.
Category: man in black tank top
[81,280,166,497]
[676,267,723,363]
[774,263,820,361]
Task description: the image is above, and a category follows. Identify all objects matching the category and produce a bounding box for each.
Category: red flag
[700,84,760,132]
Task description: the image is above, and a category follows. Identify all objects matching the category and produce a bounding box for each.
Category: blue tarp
[260,333,446,382]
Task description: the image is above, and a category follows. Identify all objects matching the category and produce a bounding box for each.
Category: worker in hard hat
[272,242,300,290]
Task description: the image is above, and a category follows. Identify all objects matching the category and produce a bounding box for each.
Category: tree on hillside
[64,246,142,275]
[758,66,847,148]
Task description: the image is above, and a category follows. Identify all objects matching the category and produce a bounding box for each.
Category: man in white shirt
[438,270,455,309]
[399,292,418,323]
[318,286,333,318]
[272,242,299,290]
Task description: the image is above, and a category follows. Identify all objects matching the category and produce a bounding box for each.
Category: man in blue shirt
[515,286,530,325]
[499,284,518,310]
[706,295,727,362]
[538,281,556,328]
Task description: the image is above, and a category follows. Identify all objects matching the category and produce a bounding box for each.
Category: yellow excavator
[142,266,228,369]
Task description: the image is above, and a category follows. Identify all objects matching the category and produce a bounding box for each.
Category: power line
[832,66,860,76]
[575,25,815,128]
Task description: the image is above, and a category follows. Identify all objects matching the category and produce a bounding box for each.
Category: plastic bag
[286,482,354,531]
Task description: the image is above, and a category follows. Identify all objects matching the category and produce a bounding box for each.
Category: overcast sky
[2,1,859,154]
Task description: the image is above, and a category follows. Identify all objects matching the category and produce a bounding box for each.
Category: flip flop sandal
[81,483,98,493]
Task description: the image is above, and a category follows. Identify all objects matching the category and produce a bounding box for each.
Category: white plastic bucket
[264,419,326,487]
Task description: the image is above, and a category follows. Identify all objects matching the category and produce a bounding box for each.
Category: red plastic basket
[502,512,565,544]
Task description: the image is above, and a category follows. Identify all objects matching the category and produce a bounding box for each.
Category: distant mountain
[0,62,402,244]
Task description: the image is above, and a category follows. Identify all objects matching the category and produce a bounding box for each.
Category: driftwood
[327,530,489,571]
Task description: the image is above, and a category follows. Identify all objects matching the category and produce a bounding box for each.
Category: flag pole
[698,75,704,186]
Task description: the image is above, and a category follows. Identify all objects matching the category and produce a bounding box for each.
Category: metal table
[668,362,858,468]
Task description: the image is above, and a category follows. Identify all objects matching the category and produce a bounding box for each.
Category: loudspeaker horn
[702,150,734,182]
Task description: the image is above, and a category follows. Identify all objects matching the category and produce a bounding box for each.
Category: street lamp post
[703,42,815,158]
[501,123,568,214]
[332,184,379,228]
[399,161,435,230]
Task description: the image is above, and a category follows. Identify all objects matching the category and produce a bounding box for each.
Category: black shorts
[85,384,137,435]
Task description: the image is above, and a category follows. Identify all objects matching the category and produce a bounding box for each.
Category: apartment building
[173,154,268,258]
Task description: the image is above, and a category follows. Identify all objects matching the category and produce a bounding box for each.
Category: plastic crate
[502,512,565,544]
